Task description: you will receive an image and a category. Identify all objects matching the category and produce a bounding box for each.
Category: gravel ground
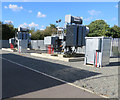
[2,50,119,98]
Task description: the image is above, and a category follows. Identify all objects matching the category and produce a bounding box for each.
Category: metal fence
[1,40,9,48]
[112,38,119,47]
[2,38,120,48]
[1,40,47,50]
[30,40,46,50]
[111,38,120,57]
[1,38,120,57]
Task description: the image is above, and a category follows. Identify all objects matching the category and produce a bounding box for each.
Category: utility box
[16,27,31,53]
[44,36,59,45]
[18,40,28,53]
[84,37,111,67]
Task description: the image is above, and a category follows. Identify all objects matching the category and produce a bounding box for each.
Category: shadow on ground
[2,53,101,99]
[109,62,120,66]
[105,60,120,67]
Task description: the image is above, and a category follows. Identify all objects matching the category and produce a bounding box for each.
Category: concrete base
[30,53,84,62]
[2,48,14,52]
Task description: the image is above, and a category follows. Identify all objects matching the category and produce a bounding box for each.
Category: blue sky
[2,2,119,30]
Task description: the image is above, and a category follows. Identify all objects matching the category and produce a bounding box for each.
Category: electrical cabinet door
[85,38,101,64]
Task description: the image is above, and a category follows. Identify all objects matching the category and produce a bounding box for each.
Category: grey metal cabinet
[84,37,111,67]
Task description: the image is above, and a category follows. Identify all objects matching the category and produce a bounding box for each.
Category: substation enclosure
[84,37,111,67]
[44,15,89,54]
[44,25,65,54]
[17,27,31,53]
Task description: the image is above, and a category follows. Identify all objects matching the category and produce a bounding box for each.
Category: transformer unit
[64,14,89,54]
[84,37,111,67]
[66,25,77,46]
[66,25,89,47]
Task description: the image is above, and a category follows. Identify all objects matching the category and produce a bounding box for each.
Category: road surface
[2,51,102,99]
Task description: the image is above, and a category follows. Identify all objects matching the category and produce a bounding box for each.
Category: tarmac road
[2,51,102,99]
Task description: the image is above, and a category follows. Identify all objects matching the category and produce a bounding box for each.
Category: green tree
[44,26,56,36]
[31,33,40,40]
[106,25,120,38]
[2,23,15,40]
[31,30,42,40]
[87,20,110,37]
[29,29,35,34]
[49,24,56,28]
[31,24,57,40]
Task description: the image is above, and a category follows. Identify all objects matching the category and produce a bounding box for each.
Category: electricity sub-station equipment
[84,37,111,67]
[65,15,89,54]
[44,15,89,54]
[44,23,65,54]
[9,38,16,49]
[17,27,31,53]
[44,36,59,54]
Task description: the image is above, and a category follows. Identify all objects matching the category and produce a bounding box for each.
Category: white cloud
[29,22,39,27]
[115,4,118,8]
[40,28,45,31]
[19,22,39,28]
[88,10,101,16]
[23,0,29,1]
[28,10,32,13]
[8,4,23,11]
[4,20,13,24]
[4,6,8,9]
[111,17,117,21]
[19,23,28,28]
[37,11,46,18]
